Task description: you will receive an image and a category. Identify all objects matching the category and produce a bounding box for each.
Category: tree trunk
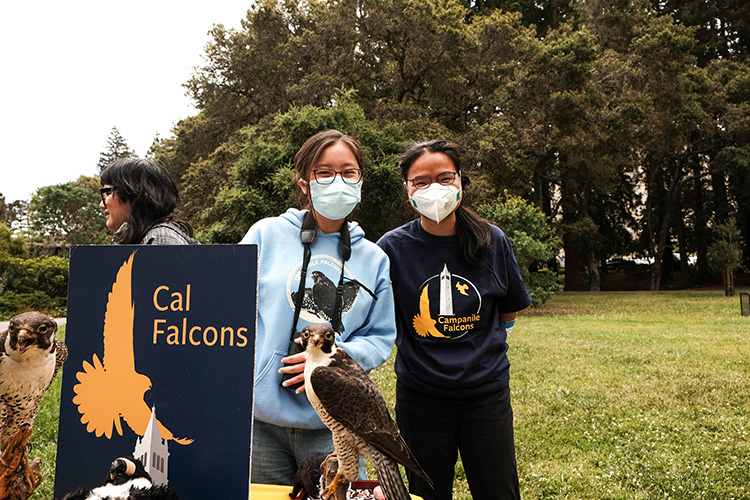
[561,175,582,291]
[711,162,729,224]
[651,159,685,291]
[693,159,710,282]
[550,0,559,30]
[675,197,690,288]
[588,249,601,291]
[563,233,582,291]
[725,268,735,296]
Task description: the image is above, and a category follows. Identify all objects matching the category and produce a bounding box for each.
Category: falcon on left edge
[0,311,68,451]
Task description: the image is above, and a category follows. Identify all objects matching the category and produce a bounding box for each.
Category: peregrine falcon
[0,311,68,452]
[301,324,432,500]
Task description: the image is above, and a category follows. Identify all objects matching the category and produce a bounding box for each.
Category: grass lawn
[30,290,750,499]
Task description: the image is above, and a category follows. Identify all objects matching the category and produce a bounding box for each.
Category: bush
[0,254,68,319]
[478,193,562,305]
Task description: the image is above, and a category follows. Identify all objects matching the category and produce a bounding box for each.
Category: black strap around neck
[290,211,352,337]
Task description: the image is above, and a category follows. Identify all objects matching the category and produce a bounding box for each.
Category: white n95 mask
[309,177,362,220]
[410,184,461,223]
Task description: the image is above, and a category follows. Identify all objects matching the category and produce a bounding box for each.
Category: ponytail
[455,204,493,267]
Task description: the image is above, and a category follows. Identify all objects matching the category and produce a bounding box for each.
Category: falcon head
[309,271,329,284]
[4,311,57,356]
[300,323,337,355]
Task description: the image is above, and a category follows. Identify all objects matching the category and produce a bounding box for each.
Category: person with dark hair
[376,140,531,500]
[99,158,198,245]
[239,130,396,485]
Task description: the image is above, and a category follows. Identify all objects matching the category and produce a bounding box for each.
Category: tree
[0,224,27,259]
[653,0,750,64]
[707,218,743,296]
[478,193,562,304]
[97,126,134,173]
[156,0,750,289]
[201,90,407,243]
[709,59,750,271]
[0,194,6,225]
[7,200,30,236]
[27,176,110,248]
[630,17,710,290]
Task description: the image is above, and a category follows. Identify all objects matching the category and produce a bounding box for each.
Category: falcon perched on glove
[301,323,432,500]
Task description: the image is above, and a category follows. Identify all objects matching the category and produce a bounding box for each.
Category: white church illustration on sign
[134,406,169,486]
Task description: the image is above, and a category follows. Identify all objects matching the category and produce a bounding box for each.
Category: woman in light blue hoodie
[240,130,397,486]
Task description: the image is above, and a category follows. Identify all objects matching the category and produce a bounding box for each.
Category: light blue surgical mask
[309,177,362,220]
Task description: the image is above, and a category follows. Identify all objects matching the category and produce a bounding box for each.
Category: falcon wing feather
[73,354,123,438]
[102,252,137,374]
[45,340,68,391]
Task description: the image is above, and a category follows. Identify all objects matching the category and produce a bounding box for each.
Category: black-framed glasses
[312,168,363,185]
[99,186,115,204]
[407,171,460,189]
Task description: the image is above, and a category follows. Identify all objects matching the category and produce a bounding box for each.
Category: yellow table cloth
[250,483,422,499]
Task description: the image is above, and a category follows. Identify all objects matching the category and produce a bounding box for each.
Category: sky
[0,1,252,203]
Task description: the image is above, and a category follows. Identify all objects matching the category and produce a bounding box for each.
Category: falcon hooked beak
[7,312,56,355]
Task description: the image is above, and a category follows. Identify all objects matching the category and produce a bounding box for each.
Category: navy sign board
[55,245,257,500]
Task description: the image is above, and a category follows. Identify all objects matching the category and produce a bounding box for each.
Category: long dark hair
[100,157,193,244]
[399,140,492,266]
[294,129,365,210]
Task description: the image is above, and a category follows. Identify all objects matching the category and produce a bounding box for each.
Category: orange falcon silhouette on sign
[72,252,193,445]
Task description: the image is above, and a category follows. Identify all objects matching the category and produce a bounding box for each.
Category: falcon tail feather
[362,431,432,486]
[371,450,412,500]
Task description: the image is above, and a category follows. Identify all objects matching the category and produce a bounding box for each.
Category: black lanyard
[290,211,352,338]
[282,212,376,389]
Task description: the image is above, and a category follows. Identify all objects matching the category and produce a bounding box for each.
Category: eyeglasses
[312,168,363,185]
[99,186,115,204]
[407,171,460,189]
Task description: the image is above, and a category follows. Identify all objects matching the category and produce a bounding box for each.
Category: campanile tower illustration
[439,264,454,316]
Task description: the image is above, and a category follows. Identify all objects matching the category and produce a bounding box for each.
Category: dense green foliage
[142,0,750,293]
[34,292,750,499]
[198,90,410,242]
[27,176,110,248]
[0,224,69,319]
[479,192,563,304]
[5,0,750,299]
